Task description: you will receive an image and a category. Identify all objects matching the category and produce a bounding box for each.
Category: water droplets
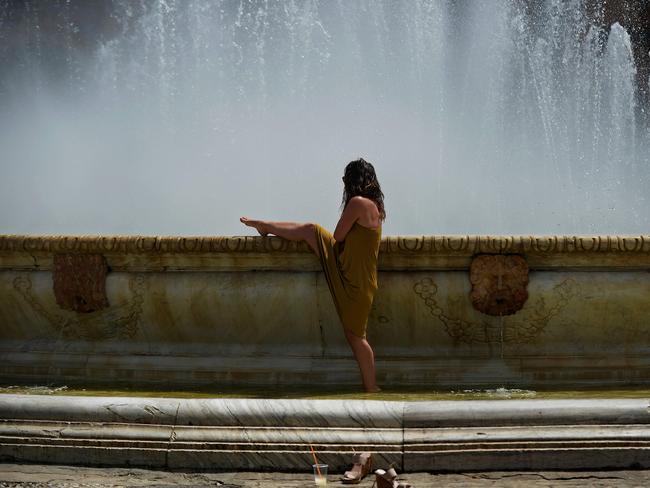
[0,1,648,235]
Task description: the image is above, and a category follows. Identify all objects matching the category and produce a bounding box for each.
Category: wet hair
[341,158,386,221]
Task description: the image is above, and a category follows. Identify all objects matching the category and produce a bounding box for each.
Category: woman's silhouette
[241,158,385,392]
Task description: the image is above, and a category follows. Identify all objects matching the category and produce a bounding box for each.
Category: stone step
[1,395,650,471]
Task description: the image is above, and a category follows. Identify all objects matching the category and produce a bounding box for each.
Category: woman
[240,158,385,393]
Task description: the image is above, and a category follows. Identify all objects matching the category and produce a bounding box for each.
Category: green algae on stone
[2,384,650,401]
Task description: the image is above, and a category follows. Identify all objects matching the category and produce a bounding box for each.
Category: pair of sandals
[341,452,412,487]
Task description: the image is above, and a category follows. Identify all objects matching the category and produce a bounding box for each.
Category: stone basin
[2,233,650,470]
[1,233,650,389]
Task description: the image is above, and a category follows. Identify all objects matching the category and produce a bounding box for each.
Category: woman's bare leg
[242,217,380,390]
[344,328,381,393]
[240,217,319,255]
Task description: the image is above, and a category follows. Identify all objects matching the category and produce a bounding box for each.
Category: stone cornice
[1,234,650,271]
[2,234,650,254]
[0,234,312,254]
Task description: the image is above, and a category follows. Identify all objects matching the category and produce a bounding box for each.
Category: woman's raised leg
[343,328,381,393]
[240,217,319,255]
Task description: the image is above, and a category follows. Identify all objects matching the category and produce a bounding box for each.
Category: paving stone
[0,464,650,487]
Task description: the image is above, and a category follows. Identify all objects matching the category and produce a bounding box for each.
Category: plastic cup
[312,463,328,486]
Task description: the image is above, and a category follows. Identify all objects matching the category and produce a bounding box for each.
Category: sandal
[374,468,412,488]
[341,451,373,484]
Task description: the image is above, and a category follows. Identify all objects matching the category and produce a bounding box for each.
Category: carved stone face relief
[53,254,109,313]
[469,254,529,316]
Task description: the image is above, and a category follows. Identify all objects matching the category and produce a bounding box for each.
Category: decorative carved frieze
[413,275,576,344]
[52,254,109,313]
[0,234,649,273]
[14,272,143,338]
[469,255,529,316]
[1,234,650,255]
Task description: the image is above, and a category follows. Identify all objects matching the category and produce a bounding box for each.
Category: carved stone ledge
[1,234,650,272]
[1,234,650,255]
[380,235,650,254]
[0,235,312,254]
[1,396,650,471]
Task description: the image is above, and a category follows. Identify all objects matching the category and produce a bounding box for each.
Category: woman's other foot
[240,217,268,236]
[365,386,382,393]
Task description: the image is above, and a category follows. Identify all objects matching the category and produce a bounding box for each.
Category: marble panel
[503,271,650,357]
[0,421,173,442]
[405,424,650,444]
[404,447,650,471]
[0,443,169,468]
[0,394,182,424]
[175,398,403,428]
[171,425,401,445]
[403,399,650,428]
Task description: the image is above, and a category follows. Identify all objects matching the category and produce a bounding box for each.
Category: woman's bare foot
[240,217,269,236]
[365,386,382,393]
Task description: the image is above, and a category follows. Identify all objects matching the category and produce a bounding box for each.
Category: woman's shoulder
[349,195,376,209]
[349,196,380,227]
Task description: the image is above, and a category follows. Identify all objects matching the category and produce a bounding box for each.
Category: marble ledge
[2,233,650,271]
[0,395,404,428]
[0,421,402,445]
[403,399,650,428]
[2,395,649,429]
[404,424,650,444]
[6,420,649,445]
[2,234,650,255]
[3,395,650,471]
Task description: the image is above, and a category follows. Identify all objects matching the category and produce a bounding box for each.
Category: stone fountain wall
[1,234,650,389]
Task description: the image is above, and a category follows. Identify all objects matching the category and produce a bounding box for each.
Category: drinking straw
[310,444,322,476]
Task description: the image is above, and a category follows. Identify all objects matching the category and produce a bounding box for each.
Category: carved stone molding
[414,275,575,344]
[2,234,650,255]
[469,255,529,316]
[53,254,109,313]
[380,235,650,254]
[2,234,650,273]
[14,272,143,339]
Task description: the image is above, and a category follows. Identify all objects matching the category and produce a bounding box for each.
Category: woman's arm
[333,197,364,242]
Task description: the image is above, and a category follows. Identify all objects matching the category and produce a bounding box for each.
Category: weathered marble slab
[406,424,650,443]
[403,399,650,427]
[0,395,403,428]
[2,395,650,471]
[174,398,403,427]
[0,395,182,424]
[404,448,650,472]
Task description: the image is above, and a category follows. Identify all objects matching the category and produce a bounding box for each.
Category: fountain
[0,0,648,235]
[1,0,650,473]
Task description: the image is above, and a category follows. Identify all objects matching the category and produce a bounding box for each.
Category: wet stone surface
[1,464,650,487]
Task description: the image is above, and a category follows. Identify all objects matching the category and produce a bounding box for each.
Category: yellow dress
[313,221,381,338]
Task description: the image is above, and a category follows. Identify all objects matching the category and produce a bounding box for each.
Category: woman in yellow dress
[240,158,385,392]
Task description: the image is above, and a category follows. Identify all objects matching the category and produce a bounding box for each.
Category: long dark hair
[341,158,386,221]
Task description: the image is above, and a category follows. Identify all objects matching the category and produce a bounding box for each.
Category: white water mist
[0,0,648,235]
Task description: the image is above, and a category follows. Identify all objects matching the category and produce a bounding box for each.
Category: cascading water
[0,0,648,235]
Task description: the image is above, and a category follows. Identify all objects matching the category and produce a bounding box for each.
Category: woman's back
[340,221,381,295]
